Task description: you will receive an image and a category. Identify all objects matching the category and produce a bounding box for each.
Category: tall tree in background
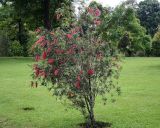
[100,1,151,56]
[0,0,74,56]
[137,0,160,36]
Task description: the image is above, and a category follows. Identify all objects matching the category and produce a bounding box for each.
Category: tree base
[79,121,112,128]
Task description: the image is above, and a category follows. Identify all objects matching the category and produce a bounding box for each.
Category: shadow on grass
[22,107,35,111]
[79,121,112,128]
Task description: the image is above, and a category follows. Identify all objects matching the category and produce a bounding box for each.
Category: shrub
[9,40,23,56]
[31,5,121,127]
[152,41,160,56]
[27,31,37,56]
[151,31,160,56]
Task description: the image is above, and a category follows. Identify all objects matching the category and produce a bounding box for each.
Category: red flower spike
[42,51,47,60]
[40,41,47,47]
[55,49,64,54]
[88,7,94,15]
[35,55,40,62]
[88,69,94,76]
[35,36,45,44]
[47,48,52,53]
[66,34,72,39]
[94,9,101,17]
[75,81,80,89]
[35,68,40,77]
[48,59,54,64]
[54,69,59,76]
[39,70,46,78]
[42,71,46,78]
[77,75,81,81]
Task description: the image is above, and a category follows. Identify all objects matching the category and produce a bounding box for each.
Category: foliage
[0,0,74,56]
[101,2,152,56]
[7,0,74,30]
[137,0,160,36]
[151,30,160,56]
[0,4,16,56]
[27,31,37,56]
[8,40,23,56]
[0,33,9,56]
[31,4,121,127]
[0,3,29,56]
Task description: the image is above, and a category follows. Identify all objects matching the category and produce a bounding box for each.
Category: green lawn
[0,57,160,128]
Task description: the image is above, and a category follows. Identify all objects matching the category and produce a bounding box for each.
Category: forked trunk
[87,77,96,128]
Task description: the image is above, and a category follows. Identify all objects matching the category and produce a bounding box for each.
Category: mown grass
[0,57,160,128]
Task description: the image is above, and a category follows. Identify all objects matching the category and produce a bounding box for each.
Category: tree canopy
[137,0,160,36]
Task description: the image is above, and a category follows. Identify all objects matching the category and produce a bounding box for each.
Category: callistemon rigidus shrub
[31,5,121,127]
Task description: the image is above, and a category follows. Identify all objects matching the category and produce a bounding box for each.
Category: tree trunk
[88,77,96,128]
[18,18,22,45]
[89,98,95,128]
[43,0,51,30]
[18,18,28,57]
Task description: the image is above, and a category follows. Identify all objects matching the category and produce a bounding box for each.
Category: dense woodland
[0,0,160,57]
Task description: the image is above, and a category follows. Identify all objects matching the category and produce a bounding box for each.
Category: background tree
[137,0,160,36]
[0,2,18,56]
[100,2,151,56]
[152,27,160,56]
[0,0,74,56]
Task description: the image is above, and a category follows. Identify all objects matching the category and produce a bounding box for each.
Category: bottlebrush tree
[31,3,121,128]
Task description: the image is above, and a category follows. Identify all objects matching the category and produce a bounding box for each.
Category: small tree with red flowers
[31,3,121,128]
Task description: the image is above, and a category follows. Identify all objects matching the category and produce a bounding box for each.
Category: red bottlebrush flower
[42,71,46,78]
[35,55,40,62]
[94,9,101,17]
[75,81,80,89]
[88,69,94,76]
[33,64,39,76]
[66,34,72,39]
[55,49,64,54]
[40,41,47,47]
[54,38,58,44]
[42,51,47,60]
[48,58,54,64]
[39,70,46,78]
[88,7,94,15]
[54,69,59,76]
[35,36,45,44]
[35,68,40,77]
[77,75,81,81]
[47,47,52,53]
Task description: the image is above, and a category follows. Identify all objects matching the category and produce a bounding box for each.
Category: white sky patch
[85,0,143,7]
[74,0,160,15]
